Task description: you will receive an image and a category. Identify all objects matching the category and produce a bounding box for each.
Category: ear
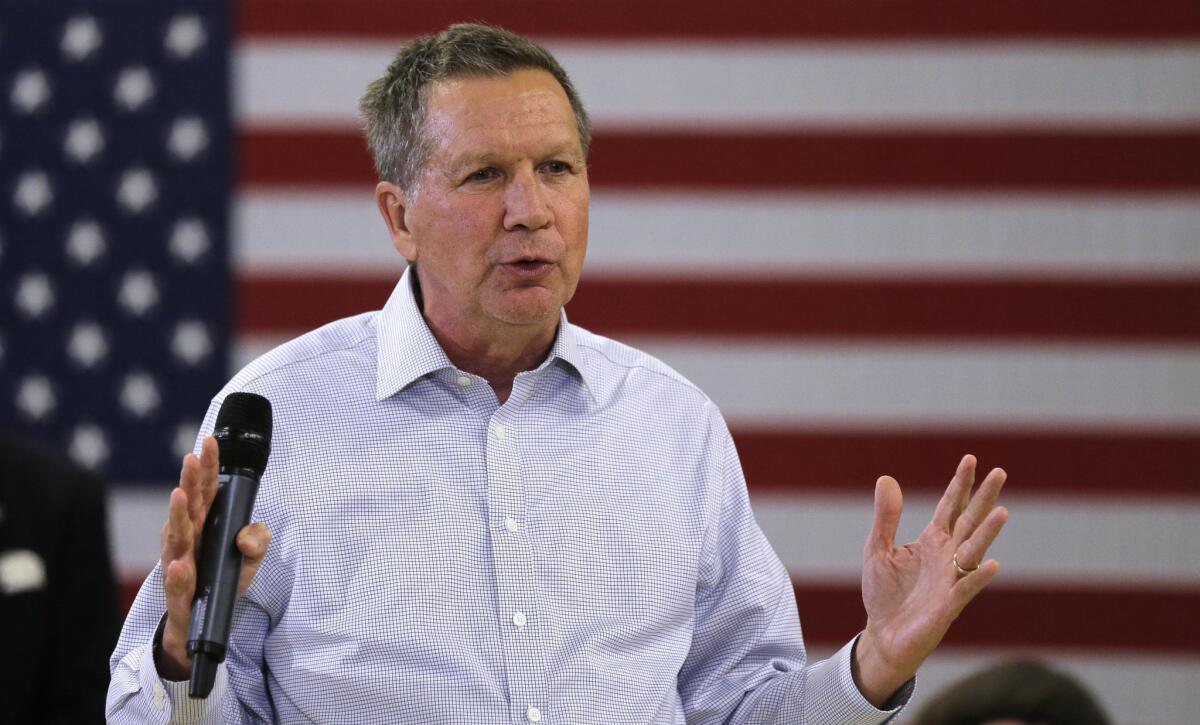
[375,181,417,262]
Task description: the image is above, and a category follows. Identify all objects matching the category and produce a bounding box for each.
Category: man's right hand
[155,435,271,681]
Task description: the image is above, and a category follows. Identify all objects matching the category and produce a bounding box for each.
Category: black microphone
[187,392,273,698]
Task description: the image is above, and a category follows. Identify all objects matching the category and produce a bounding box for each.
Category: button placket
[483,411,546,720]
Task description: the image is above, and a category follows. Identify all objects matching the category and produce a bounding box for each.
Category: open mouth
[501,257,555,277]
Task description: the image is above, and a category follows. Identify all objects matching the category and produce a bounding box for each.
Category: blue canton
[0,2,231,483]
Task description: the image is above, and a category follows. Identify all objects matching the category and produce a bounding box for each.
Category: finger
[866,476,903,555]
[954,506,1009,570]
[161,487,194,562]
[952,467,1007,544]
[237,523,272,595]
[237,523,271,561]
[197,435,221,515]
[162,558,196,638]
[950,558,1001,616]
[931,454,976,532]
[179,452,205,526]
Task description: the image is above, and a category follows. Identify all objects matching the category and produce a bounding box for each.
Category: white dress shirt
[107,267,908,723]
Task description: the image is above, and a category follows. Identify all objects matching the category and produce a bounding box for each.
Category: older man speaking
[108,24,1007,724]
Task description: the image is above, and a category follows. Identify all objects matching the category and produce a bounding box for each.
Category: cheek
[423,203,499,270]
[558,190,589,250]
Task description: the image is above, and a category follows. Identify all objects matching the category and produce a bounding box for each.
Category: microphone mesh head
[213,392,272,475]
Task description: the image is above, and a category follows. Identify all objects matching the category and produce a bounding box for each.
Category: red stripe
[236,273,1200,343]
[735,429,1200,497]
[239,128,1200,192]
[793,583,1200,654]
[237,0,1200,40]
[116,578,1200,653]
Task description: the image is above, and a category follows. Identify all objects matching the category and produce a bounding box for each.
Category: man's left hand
[852,454,1009,707]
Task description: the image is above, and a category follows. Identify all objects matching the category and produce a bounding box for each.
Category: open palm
[853,455,1008,704]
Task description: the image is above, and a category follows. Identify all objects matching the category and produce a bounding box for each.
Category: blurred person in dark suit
[915,659,1111,725]
[1,434,121,723]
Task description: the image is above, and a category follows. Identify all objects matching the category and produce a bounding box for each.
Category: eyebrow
[445,142,583,176]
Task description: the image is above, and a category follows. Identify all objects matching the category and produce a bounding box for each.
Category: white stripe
[111,488,164,576]
[626,340,1200,429]
[754,493,1200,587]
[229,337,1200,428]
[236,41,1200,127]
[235,191,1200,277]
[108,489,1200,586]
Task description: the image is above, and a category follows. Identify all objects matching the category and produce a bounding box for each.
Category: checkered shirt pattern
[107,268,906,724]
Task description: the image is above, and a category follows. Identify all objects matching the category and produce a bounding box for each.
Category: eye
[466,168,498,183]
[541,160,571,175]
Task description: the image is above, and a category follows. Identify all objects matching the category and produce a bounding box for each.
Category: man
[108,24,1008,723]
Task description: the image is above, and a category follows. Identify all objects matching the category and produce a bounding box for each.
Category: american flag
[0,3,231,482]
[9,2,1200,722]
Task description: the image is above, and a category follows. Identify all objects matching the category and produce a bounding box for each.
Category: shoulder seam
[230,316,377,391]
[574,335,711,404]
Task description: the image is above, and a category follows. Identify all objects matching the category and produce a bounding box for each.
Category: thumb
[236,523,271,595]
[867,475,903,555]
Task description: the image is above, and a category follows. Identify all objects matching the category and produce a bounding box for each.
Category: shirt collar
[375,266,595,401]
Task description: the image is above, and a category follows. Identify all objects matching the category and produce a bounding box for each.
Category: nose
[503,168,551,232]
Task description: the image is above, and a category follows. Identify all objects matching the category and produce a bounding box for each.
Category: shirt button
[494,424,506,439]
[512,611,527,628]
[504,517,519,533]
[457,375,471,387]
[527,706,542,722]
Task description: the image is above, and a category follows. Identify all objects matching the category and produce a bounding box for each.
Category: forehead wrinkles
[423,78,578,158]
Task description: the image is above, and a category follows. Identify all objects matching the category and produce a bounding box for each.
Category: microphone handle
[187,469,260,698]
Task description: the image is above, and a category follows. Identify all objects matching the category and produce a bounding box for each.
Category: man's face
[393,68,589,336]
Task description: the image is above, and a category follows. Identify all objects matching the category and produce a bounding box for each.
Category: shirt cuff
[785,634,914,725]
[161,667,228,725]
[840,633,915,717]
[143,615,229,724]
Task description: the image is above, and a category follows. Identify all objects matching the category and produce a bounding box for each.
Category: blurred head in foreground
[915,659,1111,725]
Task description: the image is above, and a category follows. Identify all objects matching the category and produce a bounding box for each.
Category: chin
[486,286,564,324]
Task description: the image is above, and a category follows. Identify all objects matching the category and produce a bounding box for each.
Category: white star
[119,372,160,417]
[173,421,201,459]
[118,269,159,316]
[164,15,207,59]
[14,273,55,318]
[113,66,155,111]
[116,167,157,213]
[69,424,109,470]
[14,171,53,216]
[65,220,106,266]
[171,320,213,366]
[15,375,56,421]
[67,322,108,368]
[11,68,51,114]
[169,218,210,264]
[63,117,105,163]
[167,116,208,161]
[61,15,103,61]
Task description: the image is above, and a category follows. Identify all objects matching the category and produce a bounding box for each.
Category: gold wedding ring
[953,552,979,576]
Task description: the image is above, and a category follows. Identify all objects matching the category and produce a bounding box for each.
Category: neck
[415,278,558,404]
[428,317,556,403]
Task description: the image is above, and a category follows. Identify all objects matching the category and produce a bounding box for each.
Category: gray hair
[359,23,592,192]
